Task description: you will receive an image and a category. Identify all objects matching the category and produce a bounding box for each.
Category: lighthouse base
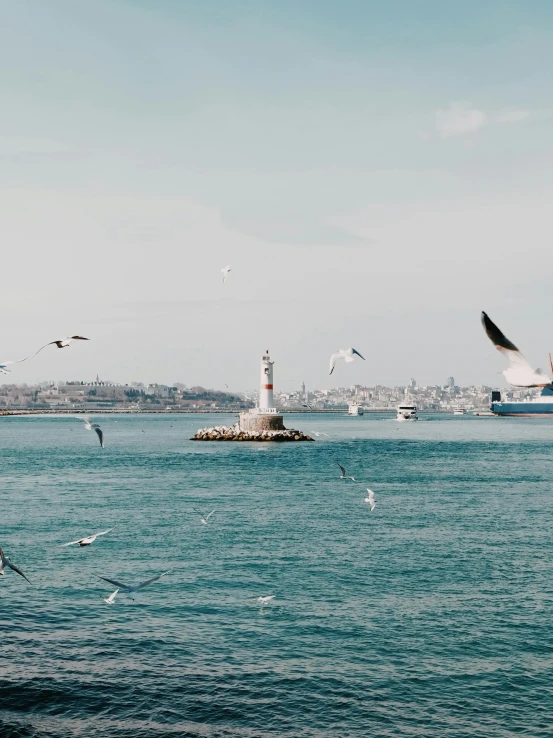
[238,411,285,433]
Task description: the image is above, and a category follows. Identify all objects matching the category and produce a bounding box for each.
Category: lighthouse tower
[259,349,276,412]
[239,349,285,432]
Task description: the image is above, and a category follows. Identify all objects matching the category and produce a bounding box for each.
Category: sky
[2,0,553,392]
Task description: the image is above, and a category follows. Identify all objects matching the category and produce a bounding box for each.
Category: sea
[1,412,553,737]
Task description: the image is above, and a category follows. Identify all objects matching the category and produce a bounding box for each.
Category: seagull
[194,509,215,525]
[103,589,119,605]
[98,570,172,599]
[481,312,553,388]
[337,463,355,481]
[30,336,90,359]
[0,357,28,375]
[329,348,365,375]
[0,547,32,584]
[364,488,376,511]
[221,264,232,283]
[302,402,314,410]
[257,595,275,606]
[78,416,104,448]
[61,529,114,547]
[311,431,329,437]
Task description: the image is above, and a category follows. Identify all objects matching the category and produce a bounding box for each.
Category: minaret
[259,349,275,411]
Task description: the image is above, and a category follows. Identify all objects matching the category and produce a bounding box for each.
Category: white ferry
[396,404,418,421]
[348,403,364,416]
[453,408,467,415]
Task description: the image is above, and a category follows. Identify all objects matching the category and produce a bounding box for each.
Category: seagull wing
[6,559,32,585]
[98,575,129,589]
[329,352,342,375]
[135,570,172,591]
[95,528,113,538]
[351,348,365,360]
[193,508,204,518]
[61,538,84,546]
[336,462,346,476]
[94,426,104,448]
[28,341,57,360]
[0,358,28,366]
[205,510,216,521]
[70,336,90,340]
[481,312,546,386]
[481,311,523,359]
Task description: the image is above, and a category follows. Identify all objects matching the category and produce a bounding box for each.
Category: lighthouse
[259,349,276,412]
[239,349,285,432]
[192,348,312,441]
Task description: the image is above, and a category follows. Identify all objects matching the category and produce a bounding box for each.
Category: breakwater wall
[191,423,313,442]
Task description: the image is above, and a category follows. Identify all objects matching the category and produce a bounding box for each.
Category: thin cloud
[436,103,487,137]
[0,136,68,155]
[435,102,533,138]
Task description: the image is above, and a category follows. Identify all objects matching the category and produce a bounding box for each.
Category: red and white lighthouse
[259,349,275,411]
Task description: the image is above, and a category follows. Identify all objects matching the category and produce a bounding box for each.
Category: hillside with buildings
[0,376,515,413]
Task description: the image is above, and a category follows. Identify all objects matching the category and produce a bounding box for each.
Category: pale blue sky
[2,1,553,389]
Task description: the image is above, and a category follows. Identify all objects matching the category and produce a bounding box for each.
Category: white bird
[221,264,232,283]
[104,589,119,605]
[337,463,355,481]
[257,595,275,606]
[98,570,172,599]
[302,402,314,410]
[311,431,329,437]
[78,416,104,448]
[0,357,28,375]
[329,348,365,375]
[30,335,90,359]
[364,488,376,512]
[481,312,553,388]
[194,509,215,525]
[62,529,114,547]
[0,546,32,584]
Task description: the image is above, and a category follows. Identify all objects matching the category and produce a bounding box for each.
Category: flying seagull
[302,402,314,410]
[221,264,232,283]
[481,312,553,388]
[329,348,365,375]
[103,589,119,605]
[311,431,329,437]
[30,336,90,359]
[257,595,275,606]
[98,570,172,599]
[0,547,32,584]
[0,357,28,375]
[79,416,104,448]
[194,509,215,525]
[364,488,376,512]
[62,528,114,547]
[337,463,355,481]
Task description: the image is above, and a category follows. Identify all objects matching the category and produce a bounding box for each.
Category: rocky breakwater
[191,423,313,442]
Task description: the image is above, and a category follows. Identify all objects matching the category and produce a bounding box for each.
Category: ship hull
[492,402,553,416]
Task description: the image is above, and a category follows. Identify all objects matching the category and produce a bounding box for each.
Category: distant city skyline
[2,2,553,388]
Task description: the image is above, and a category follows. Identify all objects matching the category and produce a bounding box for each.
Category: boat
[453,408,467,415]
[348,403,364,416]
[490,388,553,416]
[396,404,418,421]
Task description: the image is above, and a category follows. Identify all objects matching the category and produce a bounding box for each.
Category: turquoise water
[1,413,553,737]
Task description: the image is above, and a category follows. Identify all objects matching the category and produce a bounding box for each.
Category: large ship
[490,388,553,416]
